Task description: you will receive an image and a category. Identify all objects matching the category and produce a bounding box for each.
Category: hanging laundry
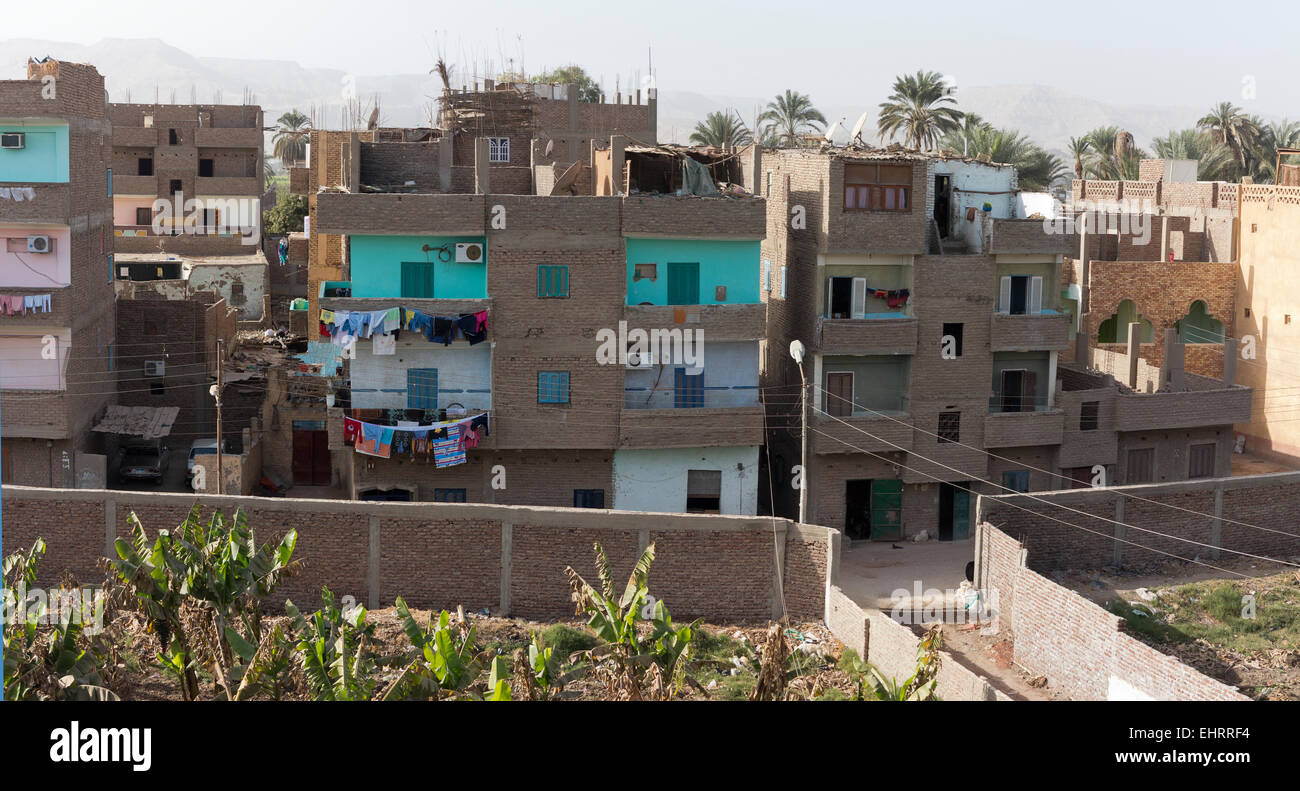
[278,237,289,266]
[320,309,335,325]
[457,313,487,345]
[391,430,413,456]
[432,424,466,468]
[343,417,361,444]
[459,422,480,450]
[470,413,490,437]
[355,423,383,456]
[432,316,455,345]
[372,333,396,355]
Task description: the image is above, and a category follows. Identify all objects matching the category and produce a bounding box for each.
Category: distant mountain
[1,38,1221,157]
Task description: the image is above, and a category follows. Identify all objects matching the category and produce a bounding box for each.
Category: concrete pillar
[646,89,658,144]
[347,132,360,192]
[474,137,490,195]
[565,82,578,131]
[1126,321,1140,390]
[748,143,762,194]
[1160,214,1170,260]
[367,516,381,609]
[610,135,627,196]
[1164,327,1185,391]
[499,521,513,615]
[1223,338,1238,387]
[1075,312,1091,365]
[437,134,452,191]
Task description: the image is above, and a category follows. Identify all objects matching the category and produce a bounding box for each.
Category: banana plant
[285,587,377,701]
[382,600,509,700]
[107,506,299,701]
[3,539,118,701]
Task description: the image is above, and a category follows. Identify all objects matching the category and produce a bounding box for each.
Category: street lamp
[789,340,807,524]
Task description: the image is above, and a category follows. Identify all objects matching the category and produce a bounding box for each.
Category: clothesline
[321,306,488,349]
[342,411,490,468]
[0,294,52,314]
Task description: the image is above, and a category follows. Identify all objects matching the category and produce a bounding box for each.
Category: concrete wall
[612,445,760,515]
[0,122,70,182]
[349,234,487,299]
[1,485,833,621]
[624,238,761,305]
[350,337,491,410]
[623,341,759,409]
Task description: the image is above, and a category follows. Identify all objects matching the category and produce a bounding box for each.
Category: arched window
[1097,299,1154,343]
[1176,300,1225,344]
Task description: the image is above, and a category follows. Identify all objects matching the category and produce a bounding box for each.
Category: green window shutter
[538,265,569,298]
[401,262,435,298]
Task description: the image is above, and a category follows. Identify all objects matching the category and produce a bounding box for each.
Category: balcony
[0,391,69,439]
[315,192,486,235]
[1114,381,1252,431]
[333,407,495,452]
[194,127,262,149]
[111,175,156,195]
[195,176,261,197]
[621,195,766,239]
[984,409,1065,448]
[817,315,917,355]
[623,303,765,341]
[812,412,913,454]
[112,127,157,148]
[289,167,311,195]
[0,183,69,220]
[0,287,70,327]
[319,293,492,339]
[988,218,1073,255]
[990,311,1070,351]
[618,405,765,449]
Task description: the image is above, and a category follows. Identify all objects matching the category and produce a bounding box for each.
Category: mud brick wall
[1,487,833,621]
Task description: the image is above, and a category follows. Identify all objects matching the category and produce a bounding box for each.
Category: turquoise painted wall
[349,235,487,299]
[0,124,70,183]
[625,238,760,306]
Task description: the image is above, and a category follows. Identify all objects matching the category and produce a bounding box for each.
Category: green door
[666,262,699,305]
[869,479,903,541]
[952,485,971,540]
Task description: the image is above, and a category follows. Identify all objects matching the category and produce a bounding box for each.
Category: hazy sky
[6,0,1296,115]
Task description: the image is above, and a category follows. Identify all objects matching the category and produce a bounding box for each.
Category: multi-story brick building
[292,120,767,512]
[0,59,116,486]
[759,147,1251,540]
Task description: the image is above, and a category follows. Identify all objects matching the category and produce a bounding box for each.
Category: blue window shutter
[539,371,569,403]
[407,368,438,409]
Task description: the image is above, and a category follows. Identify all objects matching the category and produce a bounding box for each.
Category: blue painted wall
[0,124,70,183]
[349,235,487,299]
[625,238,760,306]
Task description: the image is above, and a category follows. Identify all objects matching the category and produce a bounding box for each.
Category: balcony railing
[622,303,766,341]
[618,404,765,448]
[984,408,1065,448]
[817,315,918,354]
[990,311,1070,351]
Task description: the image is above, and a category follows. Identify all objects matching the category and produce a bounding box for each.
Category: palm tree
[1196,102,1261,171]
[758,90,826,148]
[939,119,1066,191]
[272,109,311,167]
[689,110,753,148]
[877,70,964,151]
[1250,119,1300,183]
[1151,128,1236,181]
[263,155,277,191]
[1080,126,1147,180]
[1067,137,1092,179]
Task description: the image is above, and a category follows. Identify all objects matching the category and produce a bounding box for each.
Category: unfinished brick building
[0,59,117,486]
[759,147,1250,541]
[292,119,767,512]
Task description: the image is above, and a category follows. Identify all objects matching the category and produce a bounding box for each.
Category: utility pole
[789,340,808,525]
[215,338,224,495]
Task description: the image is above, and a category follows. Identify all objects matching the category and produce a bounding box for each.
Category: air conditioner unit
[454,242,483,263]
[0,132,25,149]
[26,235,51,253]
[625,350,655,370]
[143,360,165,377]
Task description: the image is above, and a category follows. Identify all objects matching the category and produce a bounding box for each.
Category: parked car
[118,439,169,484]
[185,437,229,488]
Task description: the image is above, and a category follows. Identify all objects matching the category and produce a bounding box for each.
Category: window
[938,412,960,443]
[400,261,435,298]
[407,368,438,409]
[168,128,179,145]
[828,276,868,319]
[107,168,112,196]
[843,163,912,211]
[433,488,467,503]
[1002,470,1030,493]
[633,263,657,282]
[144,319,161,336]
[488,137,510,162]
[143,115,153,128]
[765,170,772,197]
[150,380,166,396]
[1080,401,1099,431]
[761,260,771,293]
[135,207,152,226]
[229,282,246,306]
[537,265,569,298]
[666,262,699,305]
[538,371,570,404]
[573,489,605,508]
[108,343,113,372]
[674,367,704,408]
[1189,443,1216,479]
[169,179,182,196]
[779,265,787,299]
[198,158,214,177]
[942,322,963,357]
[1126,448,1155,484]
[107,254,113,283]
[999,275,1043,315]
[998,369,1037,413]
[686,470,722,513]
[138,157,153,176]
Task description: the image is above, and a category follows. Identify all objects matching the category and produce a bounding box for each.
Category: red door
[292,430,315,486]
[312,431,331,485]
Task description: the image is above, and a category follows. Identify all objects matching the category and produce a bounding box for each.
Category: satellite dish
[544,138,555,158]
[824,120,843,144]
[849,111,870,144]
